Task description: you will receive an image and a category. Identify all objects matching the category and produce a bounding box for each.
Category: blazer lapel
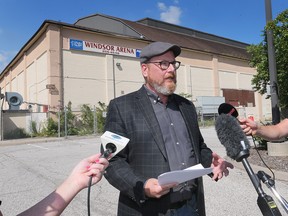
[136,87,168,160]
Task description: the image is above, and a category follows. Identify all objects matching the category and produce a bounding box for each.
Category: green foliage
[76,102,107,135]
[41,117,58,136]
[79,104,94,135]
[179,92,192,100]
[30,121,38,137]
[81,104,94,128]
[26,101,108,137]
[251,121,272,150]
[96,101,107,133]
[247,9,288,108]
[4,128,29,139]
[198,118,216,128]
[61,101,78,135]
[252,135,268,150]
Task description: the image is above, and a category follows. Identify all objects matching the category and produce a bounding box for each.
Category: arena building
[0,14,271,120]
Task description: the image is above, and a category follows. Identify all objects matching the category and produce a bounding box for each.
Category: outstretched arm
[240,118,288,141]
[18,153,108,216]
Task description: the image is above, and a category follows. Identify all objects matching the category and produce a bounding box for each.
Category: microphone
[215,114,282,215]
[100,131,130,160]
[87,131,129,216]
[215,113,250,161]
[101,143,117,159]
[218,103,239,118]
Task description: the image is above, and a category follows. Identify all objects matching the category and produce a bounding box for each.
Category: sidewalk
[0,134,98,146]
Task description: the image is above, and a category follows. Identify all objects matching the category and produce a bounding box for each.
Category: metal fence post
[64,106,67,138]
[93,105,97,134]
[58,107,61,138]
[30,112,33,138]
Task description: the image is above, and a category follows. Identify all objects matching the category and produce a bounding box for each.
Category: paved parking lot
[0,128,287,215]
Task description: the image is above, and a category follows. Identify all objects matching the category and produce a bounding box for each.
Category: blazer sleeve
[103,98,147,204]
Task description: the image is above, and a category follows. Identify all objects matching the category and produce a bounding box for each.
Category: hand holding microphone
[239,117,259,136]
[88,131,129,216]
[215,114,282,215]
[218,102,256,137]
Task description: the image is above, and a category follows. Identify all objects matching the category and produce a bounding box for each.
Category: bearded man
[102,41,233,216]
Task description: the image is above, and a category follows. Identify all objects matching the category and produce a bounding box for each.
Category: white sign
[70,38,141,58]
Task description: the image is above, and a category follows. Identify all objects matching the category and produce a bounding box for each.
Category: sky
[0,0,287,71]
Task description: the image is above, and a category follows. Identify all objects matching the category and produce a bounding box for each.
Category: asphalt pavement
[0,128,287,216]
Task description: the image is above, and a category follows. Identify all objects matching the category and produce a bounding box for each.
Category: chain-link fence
[0,102,108,140]
[1,103,257,140]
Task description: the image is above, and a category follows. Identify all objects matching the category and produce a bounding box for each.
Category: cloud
[157,2,182,25]
[158,2,167,11]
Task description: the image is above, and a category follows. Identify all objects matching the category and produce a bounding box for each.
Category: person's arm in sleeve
[103,100,148,204]
[240,118,288,141]
[103,100,176,204]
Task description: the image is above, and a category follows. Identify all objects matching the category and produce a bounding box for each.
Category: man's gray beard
[153,83,176,95]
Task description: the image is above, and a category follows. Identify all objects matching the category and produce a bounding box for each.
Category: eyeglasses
[146,60,181,70]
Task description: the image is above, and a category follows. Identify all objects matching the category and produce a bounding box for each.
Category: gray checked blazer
[103,85,212,216]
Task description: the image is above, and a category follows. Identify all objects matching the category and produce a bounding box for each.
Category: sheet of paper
[158,164,213,186]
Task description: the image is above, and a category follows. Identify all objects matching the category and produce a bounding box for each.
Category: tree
[61,101,77,135]
[79,104,94,134]
[247,9,288,109]
[96,101,107,133]
[79,102,107,134]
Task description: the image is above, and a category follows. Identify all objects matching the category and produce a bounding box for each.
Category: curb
[0,135,100,147]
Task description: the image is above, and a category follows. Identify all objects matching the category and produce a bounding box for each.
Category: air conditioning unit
[5,92,23,110]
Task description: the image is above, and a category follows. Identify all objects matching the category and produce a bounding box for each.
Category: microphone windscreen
[218,103,239,118]
[215,114,250,160]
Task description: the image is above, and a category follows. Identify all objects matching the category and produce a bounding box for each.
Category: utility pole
[265,0,280,124]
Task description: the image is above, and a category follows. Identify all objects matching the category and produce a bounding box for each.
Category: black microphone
[101,143,117,159]
[218,103,239,118]
[215,114,282,216]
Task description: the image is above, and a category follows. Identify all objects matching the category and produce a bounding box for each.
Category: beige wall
[2,112,48,138]
[3,112,28,136]
[1,27,50,112]
[0,22,272,121]
[63,50,107,108]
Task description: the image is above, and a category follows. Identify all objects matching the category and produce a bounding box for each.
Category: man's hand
[211,152,234,181]
[144,178,176,198]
